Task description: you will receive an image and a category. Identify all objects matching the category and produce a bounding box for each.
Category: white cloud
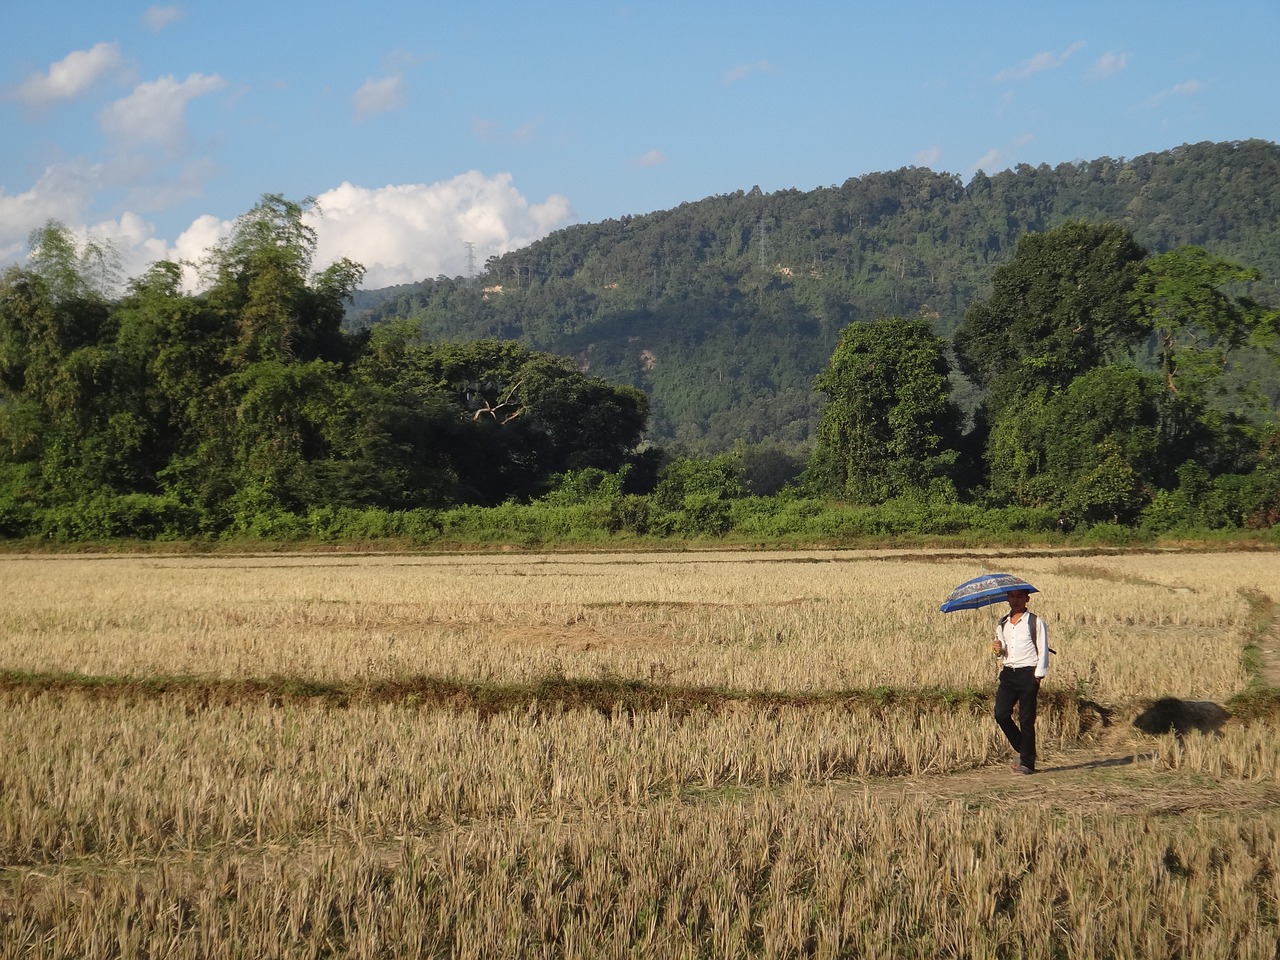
[914,146,942,167]
[306,172,575,287]
[512,117,542,141]
[972,148,1003,173]
[120,156,222,213]
[383,49,430,71]
[0,163,103,261]
[170,213,235,288]
[99,73,225,149]
[352,75,404,120]
[970,133,1033,175]
[142,5,183,31]
[2,171,573,293]
[723,61,774,83]
[0,151,226,280]
[1144,79,1204,108]
[91,211,233,292]
[994,41,1085,82]
[14,42,125,105]
[634,150,667,168]
[87,211,171,280]
[471,116,542,143]
[172,213,234,260]
[88,212,235,291]
[1091,51,1130,79]
[0,200,226,294]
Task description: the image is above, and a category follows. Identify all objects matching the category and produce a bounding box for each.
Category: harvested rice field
[2,547,1278,958]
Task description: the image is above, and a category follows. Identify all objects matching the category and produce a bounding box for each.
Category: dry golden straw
[0,549,1263,700]
[1,548,1277,957]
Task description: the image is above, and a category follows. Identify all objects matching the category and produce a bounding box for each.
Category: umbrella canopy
[939,573,1038,613]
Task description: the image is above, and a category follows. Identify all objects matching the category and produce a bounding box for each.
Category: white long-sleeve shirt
[996,611,1050,678]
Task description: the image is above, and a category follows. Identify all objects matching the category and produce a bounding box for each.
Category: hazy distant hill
[350,139,1280,451]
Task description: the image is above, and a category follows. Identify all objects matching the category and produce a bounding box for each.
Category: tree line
[807,222,1280,530]
[2,189,1278,543]
[0,197,648,540]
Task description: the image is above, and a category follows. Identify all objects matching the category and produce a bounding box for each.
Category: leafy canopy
[808,315,960,504]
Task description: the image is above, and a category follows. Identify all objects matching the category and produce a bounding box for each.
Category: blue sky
[3,1,1277,289]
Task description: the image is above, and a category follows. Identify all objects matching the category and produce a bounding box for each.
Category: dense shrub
[0,485,1271,546]
[654,456,742,511]
[0,498,34,538]
[604,495,652,535]
[674,493,733,537]
[541,467,629,507]
[1076,522,1152,546]
[303,506,442,542]
[34,493,199,541]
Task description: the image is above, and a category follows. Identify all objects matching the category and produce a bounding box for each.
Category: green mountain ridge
[350,139,1280,452]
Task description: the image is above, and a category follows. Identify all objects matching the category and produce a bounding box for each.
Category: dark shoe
[1012,764,1035,775]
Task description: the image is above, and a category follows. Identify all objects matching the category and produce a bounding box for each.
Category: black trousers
[994,666,1040,770]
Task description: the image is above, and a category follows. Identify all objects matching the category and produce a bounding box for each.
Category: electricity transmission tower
[463,241,476,281]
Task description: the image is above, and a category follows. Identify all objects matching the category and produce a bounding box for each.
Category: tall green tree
[25,220,122,304]
[1131,246,1270,398]
[1128,246,1279,474]
[160,195,366,526]
[355,332,650,505]
[953,221,1152,506]
[111,261,231,492]
[202,194,362,367]
[952,221,1149,413]
[986,365,1163,522]
[0,224,124,505]
[807,315,961,503]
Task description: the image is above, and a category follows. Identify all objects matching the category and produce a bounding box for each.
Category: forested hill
[351,139,1280,451]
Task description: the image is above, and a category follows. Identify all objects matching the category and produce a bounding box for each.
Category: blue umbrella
[939,573,1038,613]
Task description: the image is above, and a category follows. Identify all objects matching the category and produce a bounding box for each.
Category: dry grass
[0,693,1097,866]
[5,785,1279,959]
[2,548,1278,957]
[0,549,1263,700]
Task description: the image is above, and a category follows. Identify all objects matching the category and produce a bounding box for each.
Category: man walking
[992,588,1050,774]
